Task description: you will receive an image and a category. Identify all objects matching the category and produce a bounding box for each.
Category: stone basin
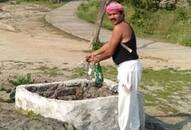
[15,79,119,130]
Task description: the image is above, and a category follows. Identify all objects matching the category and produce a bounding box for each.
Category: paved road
[45,0,191,70]
[45,0,152,48]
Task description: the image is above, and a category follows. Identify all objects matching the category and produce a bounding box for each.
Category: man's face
[107,11,123,25]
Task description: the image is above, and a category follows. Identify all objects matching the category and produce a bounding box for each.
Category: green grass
[17,109,40,120]
[76,0,98,23]
[15,0,68,9]
[131,7,191,46]
[71,65,191,113]
[70,64,117,80]
[35,66,64,77]
[76,1,191,46]
[9,73,34,101]
[141,69,191,106]
[26,110,40,120]
[70,67,87,79]
[9,73,34,86]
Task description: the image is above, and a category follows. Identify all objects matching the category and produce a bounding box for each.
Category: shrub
[9,73,34,101]
[77,0,191,46]
[0,0,8,2]
[92,41,103,50]
[9,73,33,86]
[76,0,98,23]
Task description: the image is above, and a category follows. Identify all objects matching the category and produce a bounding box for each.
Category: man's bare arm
[94,26,122,63]
[92,42,109,56]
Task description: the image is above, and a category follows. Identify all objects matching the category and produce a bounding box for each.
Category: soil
[0,2,90,90]
[0,103,75,130]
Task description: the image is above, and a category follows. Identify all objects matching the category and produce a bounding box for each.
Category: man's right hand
[85,53,95,63]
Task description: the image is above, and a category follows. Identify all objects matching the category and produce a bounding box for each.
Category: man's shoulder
[115,22,130,30]
[113,23,123,32]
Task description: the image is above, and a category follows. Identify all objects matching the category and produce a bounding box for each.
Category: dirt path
[0,3,96,88]
[0,4,89,67]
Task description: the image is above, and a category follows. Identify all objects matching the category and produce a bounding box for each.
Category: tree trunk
[90,0,112,48]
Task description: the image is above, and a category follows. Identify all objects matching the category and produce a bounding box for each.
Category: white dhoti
[117,60,145,130]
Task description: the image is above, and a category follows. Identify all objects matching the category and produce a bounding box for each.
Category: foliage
[26,110,40,120]
[16,0,69,3]
[17,109,40,120]
[0,0,8,2]
[130,9,159,35]
[9,73,34,101]
[77,0,191,46]
[71,67,87,79]
[131,6,191,46]
[76,0,98,23]
[120,0,160,11]
[9,73,34,86]
[92,41,103,50]
[15,0,67,8]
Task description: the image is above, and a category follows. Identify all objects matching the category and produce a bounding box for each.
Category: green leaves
[77,0,191,46]
[9,73,34,86]
[92,41,103,50]
[9,73,34,101]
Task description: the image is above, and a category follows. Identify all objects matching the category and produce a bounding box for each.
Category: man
[86,1,144,130]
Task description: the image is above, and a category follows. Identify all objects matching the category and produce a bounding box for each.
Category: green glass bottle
[94,63,104,87]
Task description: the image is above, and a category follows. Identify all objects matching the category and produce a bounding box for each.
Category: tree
[119,0,160,11]
[90,0,112,50]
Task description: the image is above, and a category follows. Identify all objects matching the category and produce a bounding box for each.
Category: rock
[159,0,176,9]
[0,91,10,102]
[176,0,190,7]
[0,22,16,32]
[0,12,11,19]
[159,0,190,9]
[182,122,191,130]
[10,0,17,5]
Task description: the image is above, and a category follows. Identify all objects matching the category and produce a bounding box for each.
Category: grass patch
[131,7,191,46]
[141,69,191,107]
[9,73,34,86]
[17,109,40,120]
[70,64,117,81]
[144,94,158,106]
[158,103,179,113]
[76,1,191,46]
[102,65,117,81]
[26,110,40,120]
[70,67,87,79]
[9,73,34,101]
[35,66,64,77]
[15,0,68,9]
[76,0,98,23]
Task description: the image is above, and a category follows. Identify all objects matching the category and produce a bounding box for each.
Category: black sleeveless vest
[112,27,139,65]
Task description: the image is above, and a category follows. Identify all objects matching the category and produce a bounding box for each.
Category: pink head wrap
[105,2,124,13]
